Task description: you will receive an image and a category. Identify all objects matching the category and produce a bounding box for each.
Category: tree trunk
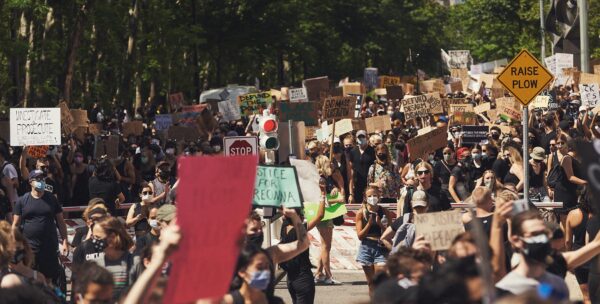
[191,0,200,99]
[63,0,94,104]
[23,16,34,107]
[8,9,22,107]
[121,0,139,109]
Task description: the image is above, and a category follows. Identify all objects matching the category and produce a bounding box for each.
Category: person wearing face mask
[224,244,283,304]
[0,144,19,217]
[495,211,569,301]
[481,144,497,171]
[469,145,485,181]
[88,158,125,215]
[475,170,504,199]
[90,216,138,301]
[433,147,457,202]
[355,187,393,295]
[342,135,355,203]
[448,148,473,203]
[69,151,90,205]
[488,126,502,147]
[461,187,495,238]
[148,161,173,206]
[368,144,401,205]
[126,186,155,237]
[12,170,69,290]
[305,141,320,163]
[528,147,548,201]
[349,130,376,204]
[72,199,109,248]
[492,146,511,184]
[134,206,160,256]
[382,190,429,253]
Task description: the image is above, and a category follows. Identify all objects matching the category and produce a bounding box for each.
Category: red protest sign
[27,146,49,159]
[165,156,258,303]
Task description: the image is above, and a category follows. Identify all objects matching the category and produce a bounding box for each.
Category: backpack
[547,152,566,188]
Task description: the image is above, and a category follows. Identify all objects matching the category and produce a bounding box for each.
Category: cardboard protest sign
[420,80,435,93]
[386,85,404,100]
[364,68,378,90]
[401,83,415,95]
[165,156,257,303]
[322,96,357,121]
[303,76,329,102]
[168,92,184,111]
[70,109,89,128]
[72,126,87,143]
[218,98,242,121]
[289,87,308,102]
[305,126,318,140]
[365,115,392,134]
[122,121,144,137]
[88,123,102,135]
[580,73,600,85]
[155,114,173,131]
[474,102,491,114]
[93,135,119,159]
[59,102,74,133]
[441,98,468,113]
[479,74,496,89]
[289,158,321,203]
[304,202,347,222]
[253,166,303,208]
[450,109,477,125]
[407,127,447,161]
[462,125,489,144]
[449,80,463,93]
[448,50,471,69]
[415,210,465,251]
[529,96,549,110]
[26,146,49,159]
[496,97,522,121]
[403,93,443,121]
[579,84,600,108]
[238,92,272,116]
[378,76,401,88]
[10,108,61,146]
[554,53,574,86]
[167,125,200,142]
[177,104,207,128]
[343,83,362,96]
[449,104,474,113]
[279,102,319,126]
[278,121,306,161]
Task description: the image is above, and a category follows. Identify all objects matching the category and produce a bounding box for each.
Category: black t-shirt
[88,176,122,214]
[540,129,557,154]
[349,146,376,188]
[464,214,494,240]
[14,192,62,252]
[492,158,510,183]
[134,232,159,255]
[72,226,89,248]
[73,239,104,266]
[434,161,455,186]
[425,184,451,212]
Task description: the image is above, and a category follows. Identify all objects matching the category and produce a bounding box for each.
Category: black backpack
[547,152,566,188]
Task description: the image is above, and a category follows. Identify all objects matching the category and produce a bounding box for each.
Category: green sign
[253,166,303,208]
[278,102,319,126]
[304,202,348,222]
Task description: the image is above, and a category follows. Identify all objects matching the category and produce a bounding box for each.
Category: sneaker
[323,277,341,285]
[314,274,326,284]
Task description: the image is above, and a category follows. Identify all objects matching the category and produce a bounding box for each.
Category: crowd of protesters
[0,80,599,304]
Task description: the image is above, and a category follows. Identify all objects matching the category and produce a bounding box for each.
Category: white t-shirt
[496,269,569,301]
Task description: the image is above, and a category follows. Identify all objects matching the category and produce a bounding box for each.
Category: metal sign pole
[523,106,529,202]
[288,119,293,156]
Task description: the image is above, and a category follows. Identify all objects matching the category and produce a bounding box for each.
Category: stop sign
[229,140,253,155]
[224,136,258,157]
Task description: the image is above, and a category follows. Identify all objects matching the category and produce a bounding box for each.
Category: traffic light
[259,111,279,150]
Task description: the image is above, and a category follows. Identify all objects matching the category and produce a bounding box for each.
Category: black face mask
[521,235,552,264]
[395,142,406,152]
[11,249,25,264]
[92,238,108,252]
[310,152,319,159]
[491,133,500,140]
[247,233,264,248]
[377,153,387,161]
[159,171,170,180]
[344,146,353,153]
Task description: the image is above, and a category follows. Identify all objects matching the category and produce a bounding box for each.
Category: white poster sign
[218,99,242,121]
[555,53,574,86]
[10,108,61,146]
[289,158,321,203]
[579,84,600,108]
[289,88,308,103]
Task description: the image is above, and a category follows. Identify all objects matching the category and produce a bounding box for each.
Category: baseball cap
[157,204,177,222]
[411,190,428,208]
[28,169,44,181]
[356,130,367,138]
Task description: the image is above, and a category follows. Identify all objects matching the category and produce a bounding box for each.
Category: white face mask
[367,196,379,206]
[484,180,492,188]
[165,148,175,155]
[149,219,159,229]
[142,194,152,201]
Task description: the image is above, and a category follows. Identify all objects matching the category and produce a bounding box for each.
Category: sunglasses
[142,191,153,195]
[557,142,565,146]
[533,159,543,163]
[416,170,430,175]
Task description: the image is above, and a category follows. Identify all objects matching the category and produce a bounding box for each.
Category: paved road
[275,270,370,304]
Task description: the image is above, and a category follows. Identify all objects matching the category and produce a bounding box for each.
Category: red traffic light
[261,118,278,132]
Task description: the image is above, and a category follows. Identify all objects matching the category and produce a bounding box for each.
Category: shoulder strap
[440,161,452,174]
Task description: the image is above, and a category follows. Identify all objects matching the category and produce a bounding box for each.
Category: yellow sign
[496,49,553,106]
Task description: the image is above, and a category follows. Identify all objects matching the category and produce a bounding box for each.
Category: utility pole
[580,0,590,72]
[540,0,546,61]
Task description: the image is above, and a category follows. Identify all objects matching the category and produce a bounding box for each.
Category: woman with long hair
[475,170,504,199]
[355,186,393,295]
[224,244,282,304]
[90,216,136,301]
[503,146,524,191]
[368,144,401,204]
[313,155,344,284]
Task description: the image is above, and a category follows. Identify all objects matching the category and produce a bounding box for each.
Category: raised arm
[489,198,512,282]
[267,208,309,265]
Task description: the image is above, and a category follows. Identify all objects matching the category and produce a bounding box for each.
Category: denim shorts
[356,238,388,266]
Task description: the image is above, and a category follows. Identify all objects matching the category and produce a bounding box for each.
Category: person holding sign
[279,181,326,304]
[355,186,393,295]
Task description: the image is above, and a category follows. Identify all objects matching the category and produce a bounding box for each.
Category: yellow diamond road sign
[496,49,554,106]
